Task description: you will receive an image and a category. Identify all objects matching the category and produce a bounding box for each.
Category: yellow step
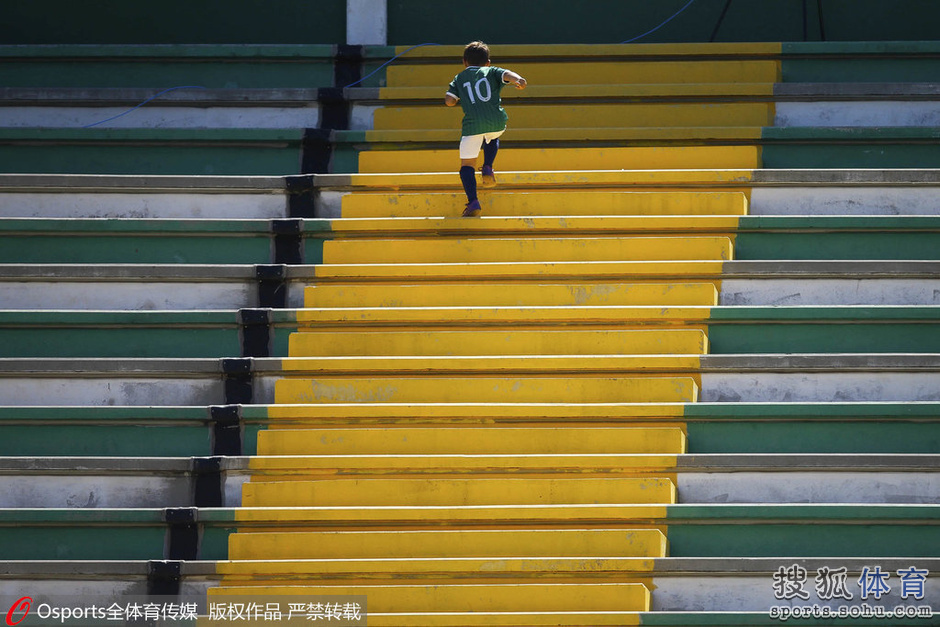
[331,169,756,191]
[246,455,680,477]
[216,555,655,580]
[302,283,717,308]
[266,403,686,422]
[232,499,683,524]
[226,503,673,529]
[327,216,744,235]
[387,59,780,86]
[277,355,701,377]
[309,260,726,282]
[291,305,712,327]
[321,237,732,264]
[230,505,672,529]
[242,477,676,507]
[358,145,759,173]
[228,528,667,560]
[289,328,707,357]
[373,102,774,130]
[262,402,685,428]
[243,459,679,481]
[339,191,748,218]
[256,426,686,456]
[208,582,650,614]
[274,376,698,404]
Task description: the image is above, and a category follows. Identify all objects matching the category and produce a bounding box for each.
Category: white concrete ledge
[2,262,938,309]
[0,265,260,310]
[2,454,937,508]
[700,354,940,371]
[701,354,940,402]
[1,355,939,405]
[0,88,321,129]
[750,185,940,215]
[775,101,940,127]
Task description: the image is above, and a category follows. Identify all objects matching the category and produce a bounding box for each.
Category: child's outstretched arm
[503,70,527,89]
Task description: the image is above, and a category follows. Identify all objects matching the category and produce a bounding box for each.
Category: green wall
[388,0,940,45]
[0,0,346,44]
[3,0,939,45]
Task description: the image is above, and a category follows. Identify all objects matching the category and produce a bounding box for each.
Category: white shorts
[459,129,505,160]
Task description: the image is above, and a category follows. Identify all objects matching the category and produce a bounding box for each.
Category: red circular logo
[6,597,32,626]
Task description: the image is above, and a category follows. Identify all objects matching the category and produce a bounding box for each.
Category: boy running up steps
[445,41,527,217]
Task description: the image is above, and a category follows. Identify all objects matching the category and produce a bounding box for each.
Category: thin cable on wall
[342,42,441,89]
[621,0,696,43]
[81,86,207,128]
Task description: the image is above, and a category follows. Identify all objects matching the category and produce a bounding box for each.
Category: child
[445,41,527,217]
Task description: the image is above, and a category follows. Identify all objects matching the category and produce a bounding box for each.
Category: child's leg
[459,161,477,202]
[460,159,481,216]
[458,135,484,205]
[480,131,503,188]
[482,138,499,169]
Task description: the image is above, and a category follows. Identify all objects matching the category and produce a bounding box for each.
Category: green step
[0,129,306,176]
[0,310,298,358]
[0,406,267,457]
[0,44,340,88]
[761,127,940,169]
[4,215,939,263]
[0,306,937,357]
[1,505,935,560]
[684,402,940,454]
[782,41,940,82]
[0,217,278,263]
[2,404,938,457]
[0,509,235,560]
[707,306,940,353]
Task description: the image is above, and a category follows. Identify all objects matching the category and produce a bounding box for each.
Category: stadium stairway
[1,41,939,626]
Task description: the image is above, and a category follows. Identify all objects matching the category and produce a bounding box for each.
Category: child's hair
[463,41,490,66]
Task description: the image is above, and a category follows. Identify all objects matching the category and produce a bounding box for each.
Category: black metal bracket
[301,128,334,174]
[164,508,199,560]
[272,218,304,265]
[256,264,288,309]
[239,308,273,358]
[222,358,253,405]
[209,405,243,456]
[317,87,350,131]
[286,174,318,218]
[192,457,224,507]
[147,560,182,597]
[334,44,364,89]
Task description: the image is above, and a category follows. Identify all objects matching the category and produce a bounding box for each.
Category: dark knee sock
[482,139,499,168]
[459,165,477,202]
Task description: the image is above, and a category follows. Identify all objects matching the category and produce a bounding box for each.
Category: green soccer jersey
[447,65,509,136]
